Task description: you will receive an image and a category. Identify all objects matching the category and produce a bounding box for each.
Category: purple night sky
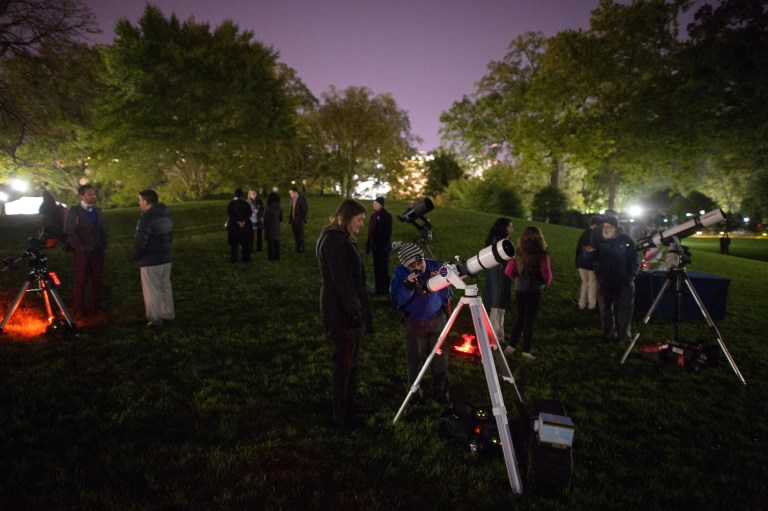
[82,0,601,152]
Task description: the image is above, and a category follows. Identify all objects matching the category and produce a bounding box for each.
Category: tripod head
[398,197,436,258]
[664,237,692,270]
[2,236,50,274]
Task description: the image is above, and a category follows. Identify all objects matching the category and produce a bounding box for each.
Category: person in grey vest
[64,184,107,319]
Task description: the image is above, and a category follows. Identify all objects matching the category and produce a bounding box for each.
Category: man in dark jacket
[64,184,107,318]
[366,196,393,295]
[133,189,174,327]
[288,187,308,253]
[584,215,640,342]
[227,188,253,262]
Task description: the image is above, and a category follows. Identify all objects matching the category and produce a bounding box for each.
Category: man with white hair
[583,216,640,343]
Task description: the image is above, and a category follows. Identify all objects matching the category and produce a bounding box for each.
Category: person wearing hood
[133,189,175,327]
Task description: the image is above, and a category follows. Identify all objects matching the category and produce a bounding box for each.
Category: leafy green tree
[544,0,688,209]
[5,43,107,199]
[440,32,555,179]
[741,169,768,231]
[531,185,568,224]
[1,0,98,164]
[444,165,525,218]
[442,1,695,211]
[425,149,464,195]
[99,6,298,199]
[312,85,416,197]
[668,0,768,213]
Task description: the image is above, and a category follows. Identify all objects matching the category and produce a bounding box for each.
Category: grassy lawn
[1,197,766,510]
[684,236,768,262]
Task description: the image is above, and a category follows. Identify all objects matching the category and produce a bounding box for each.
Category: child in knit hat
[390,241,451,405]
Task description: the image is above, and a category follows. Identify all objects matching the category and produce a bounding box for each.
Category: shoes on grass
[503,346,516,355]
[521,352,536,361]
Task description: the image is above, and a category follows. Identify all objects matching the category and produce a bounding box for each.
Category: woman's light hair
[326,199,366,240]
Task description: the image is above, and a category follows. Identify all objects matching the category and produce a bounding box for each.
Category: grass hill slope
[1,197,766,510]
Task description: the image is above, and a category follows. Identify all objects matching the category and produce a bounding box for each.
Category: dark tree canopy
[440,0,768,225]
[0,0,99,162]
[312,85,415,197]
[99,5,299,199]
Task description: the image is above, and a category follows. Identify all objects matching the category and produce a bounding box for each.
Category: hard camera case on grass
[527,399,573,494]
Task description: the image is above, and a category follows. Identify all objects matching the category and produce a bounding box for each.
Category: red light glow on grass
[453,333,479,355]
[0,305,50,341]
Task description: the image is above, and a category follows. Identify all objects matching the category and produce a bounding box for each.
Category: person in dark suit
[288,186,308,253]
[226,188,253,263]
[366,196,393,295]
[247,189,264,252]
[316,199,371,429]
[720,233,731,255]
[63,184,107,318]
[263,192,283,261]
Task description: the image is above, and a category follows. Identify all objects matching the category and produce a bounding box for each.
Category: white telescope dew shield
[425,238,516,293]
[636,209,725,251]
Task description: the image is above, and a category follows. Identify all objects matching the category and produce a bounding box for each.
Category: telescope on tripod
[392,238,526,493]
[398,198,436,259]
[1,235,78,338]
[622,209,745,384]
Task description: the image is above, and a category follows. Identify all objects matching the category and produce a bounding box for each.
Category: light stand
[1,243,78,338]
[392,265,524,494]
[620,264,745,385]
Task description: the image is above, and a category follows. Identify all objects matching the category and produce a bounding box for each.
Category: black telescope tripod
[621,265,745,385]
[1,246,78,338]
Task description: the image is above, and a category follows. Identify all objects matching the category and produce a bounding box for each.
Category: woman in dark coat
[483,218,514,353]
[316,199,371,429]
[263,192,283,261]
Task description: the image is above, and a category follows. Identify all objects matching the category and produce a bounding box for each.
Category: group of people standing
[315,200,648,430]
[39,184,175,328]
[316,198,555,429]
[483,219,552,361]
[226,187,308,263]
[38,187,639,433]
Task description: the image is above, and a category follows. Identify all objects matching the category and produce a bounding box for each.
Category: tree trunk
[607,169,618,211]
[549,158,564,189]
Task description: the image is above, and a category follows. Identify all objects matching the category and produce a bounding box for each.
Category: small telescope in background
[398,198,434,224]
